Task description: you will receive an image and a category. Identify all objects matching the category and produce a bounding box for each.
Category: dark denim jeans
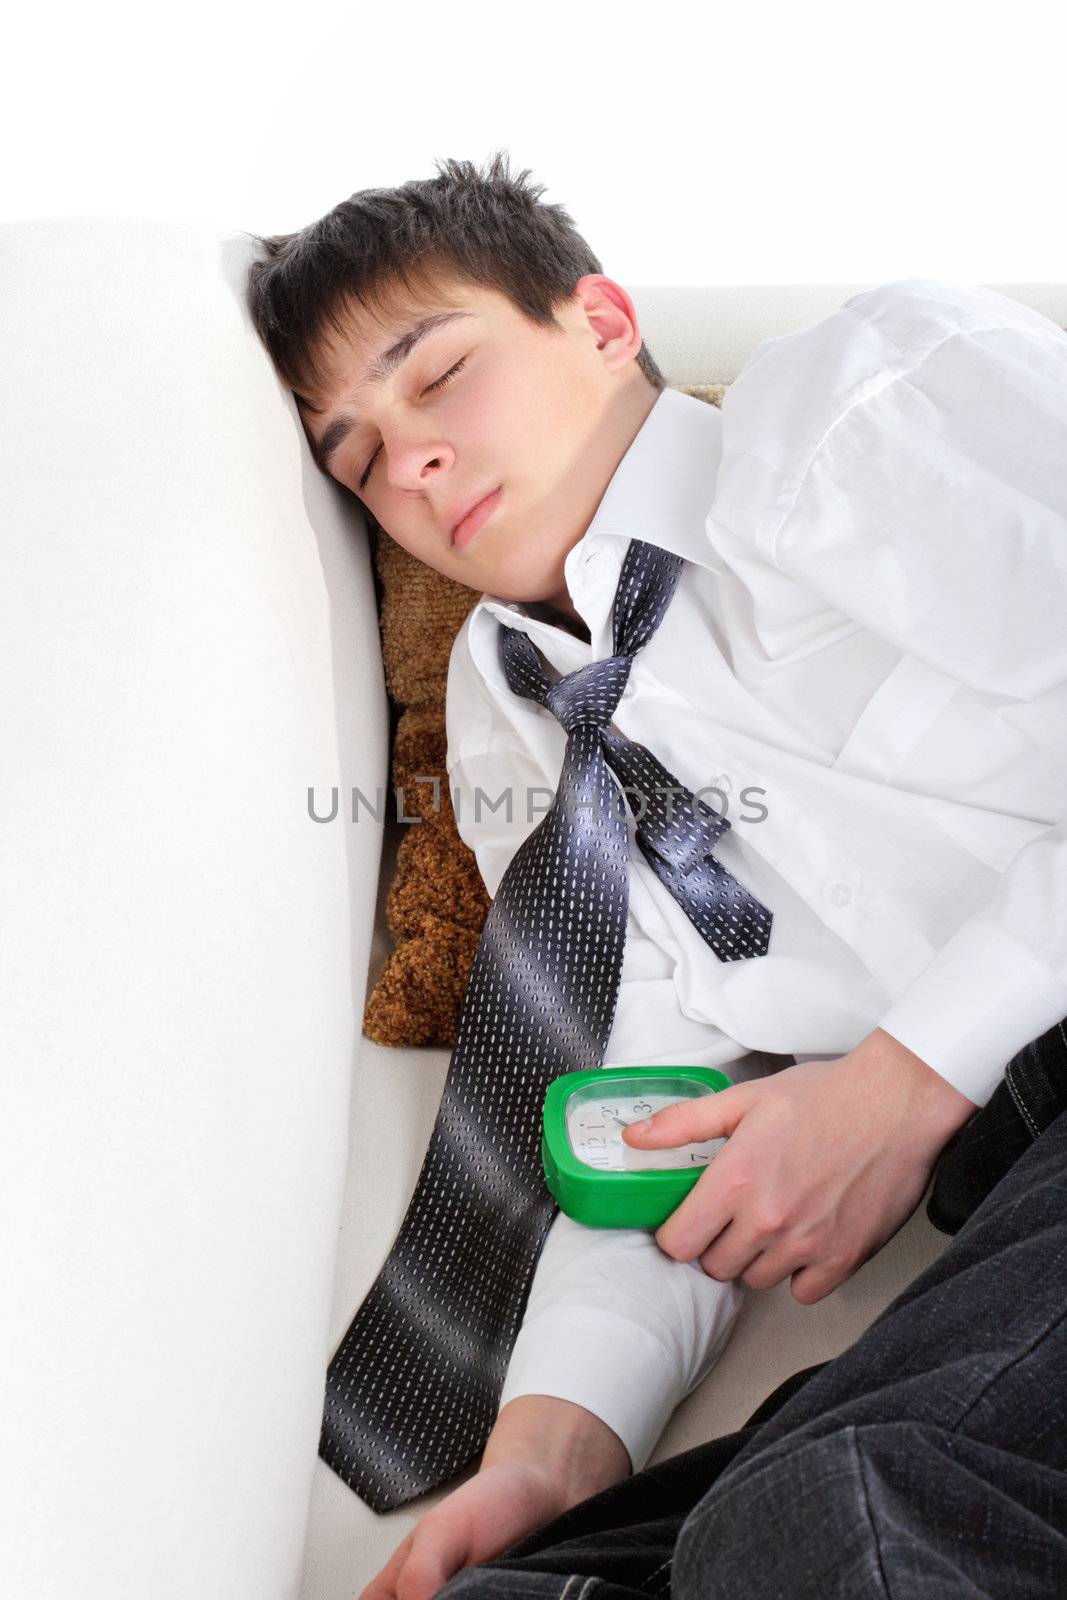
[439,1074,1067,1596]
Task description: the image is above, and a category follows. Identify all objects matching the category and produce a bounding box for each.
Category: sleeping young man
[246,153,1067,1598]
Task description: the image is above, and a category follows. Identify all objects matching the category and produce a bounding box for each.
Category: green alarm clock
[541,1065,734,1229]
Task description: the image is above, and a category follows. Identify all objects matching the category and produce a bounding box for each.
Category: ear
[571,274,644,371]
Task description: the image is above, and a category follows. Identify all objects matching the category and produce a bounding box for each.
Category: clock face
[564,1076,727,1172]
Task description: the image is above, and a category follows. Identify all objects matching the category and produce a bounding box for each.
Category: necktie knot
[498,625,635,736]
[544,654,633,734]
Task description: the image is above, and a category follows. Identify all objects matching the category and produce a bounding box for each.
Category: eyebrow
[308,309,476,475]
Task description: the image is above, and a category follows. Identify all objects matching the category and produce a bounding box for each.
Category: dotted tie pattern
[319,537,773,1512]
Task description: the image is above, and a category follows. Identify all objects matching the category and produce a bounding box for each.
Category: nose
[384,433,456,492]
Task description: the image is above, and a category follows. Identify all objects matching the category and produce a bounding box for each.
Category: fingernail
[629,1118,652,1134]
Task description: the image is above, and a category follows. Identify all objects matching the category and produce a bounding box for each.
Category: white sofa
[3,217,1064,1599]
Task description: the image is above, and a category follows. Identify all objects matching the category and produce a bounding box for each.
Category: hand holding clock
[623,1027,978,1304]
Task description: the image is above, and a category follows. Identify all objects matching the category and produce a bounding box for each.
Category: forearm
[480,1394,632,1512]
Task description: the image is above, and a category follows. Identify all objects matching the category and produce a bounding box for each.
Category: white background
[4,0,1061,282]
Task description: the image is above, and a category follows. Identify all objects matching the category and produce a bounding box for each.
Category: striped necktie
[319,536,773,1512]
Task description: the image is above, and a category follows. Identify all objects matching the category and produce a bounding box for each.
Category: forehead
[310,275,506,397]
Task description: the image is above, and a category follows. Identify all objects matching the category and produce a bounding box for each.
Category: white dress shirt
[443,276,1067,1473]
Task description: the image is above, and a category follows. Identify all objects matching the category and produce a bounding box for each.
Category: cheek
[458,375,509,459]
[378,524,434,569]
[518,354,597,463]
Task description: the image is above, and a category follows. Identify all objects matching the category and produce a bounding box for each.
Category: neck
[535,376,661,649]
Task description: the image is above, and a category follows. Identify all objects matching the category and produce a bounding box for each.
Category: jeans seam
[680,1428,896,1594]
[950,1255,1067,1435]
[640,1555,673,1595]
[1006,1060,1041,1138]
[850,1427,895,1598]
[559,1577,601,1600]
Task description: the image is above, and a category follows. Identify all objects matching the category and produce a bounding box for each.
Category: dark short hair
[245,149,666,415]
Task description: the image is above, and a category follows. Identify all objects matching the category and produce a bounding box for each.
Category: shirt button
[828,882,852,907]
[620,678,636,699]
[714,774,732,793]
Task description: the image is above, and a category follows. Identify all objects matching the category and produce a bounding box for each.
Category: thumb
[621,1084,749,1147]
[399,1525,470,1600]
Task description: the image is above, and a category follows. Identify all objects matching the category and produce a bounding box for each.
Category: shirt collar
[564,384,725,566]
[472,385,726,646]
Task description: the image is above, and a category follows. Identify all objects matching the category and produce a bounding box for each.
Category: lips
[450,486,502,550]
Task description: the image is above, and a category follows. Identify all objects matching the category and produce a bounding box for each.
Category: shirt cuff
[497,1289,744,1477]
[877,915,1066,1107]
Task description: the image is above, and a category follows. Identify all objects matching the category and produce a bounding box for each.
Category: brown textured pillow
[362,384,727,1047]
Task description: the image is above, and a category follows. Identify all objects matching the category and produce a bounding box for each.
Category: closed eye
[357,357,468,491]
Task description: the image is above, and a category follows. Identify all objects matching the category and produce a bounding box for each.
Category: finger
[622,1083,750,1148]
[358,1531,414,1600]
[396,1550,454,1600]
[653,1155,737,1262]
[399,1519,472,1600]
[735,1242,799,1292]
[697,1220,764,1285]
[790,1256,859,1306]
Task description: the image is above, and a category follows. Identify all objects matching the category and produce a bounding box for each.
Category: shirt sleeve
[762,282,1067,1105]
[497,1211,746,1476]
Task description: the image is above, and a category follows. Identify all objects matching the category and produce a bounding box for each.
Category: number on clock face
[564,1080,727,1172]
